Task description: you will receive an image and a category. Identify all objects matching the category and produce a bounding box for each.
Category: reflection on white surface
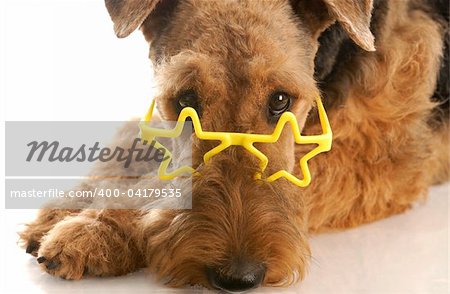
[2,184,448,294]
[300,183,448,294]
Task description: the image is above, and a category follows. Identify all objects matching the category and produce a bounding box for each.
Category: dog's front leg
[37,209,143,280]
[19,209,81,257]
[35,209,145,280]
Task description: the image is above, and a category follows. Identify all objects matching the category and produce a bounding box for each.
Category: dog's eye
[267,91,292,121]
[176,91,200,114]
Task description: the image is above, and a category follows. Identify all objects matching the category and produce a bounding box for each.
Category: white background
[0,0,448,293]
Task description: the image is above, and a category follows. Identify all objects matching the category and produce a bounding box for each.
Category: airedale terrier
[20,0,449,292]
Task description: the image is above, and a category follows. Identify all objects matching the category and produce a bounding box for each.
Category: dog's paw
[19,224,46,257]
[19,209,76,257]
[36,215,109,279]
[36,213,140,280]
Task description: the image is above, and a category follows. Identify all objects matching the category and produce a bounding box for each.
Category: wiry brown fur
[19,0,449,290]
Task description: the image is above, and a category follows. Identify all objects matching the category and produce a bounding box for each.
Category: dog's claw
[26,241,39,254]
[37,256,46,263]
[47,260,59,270]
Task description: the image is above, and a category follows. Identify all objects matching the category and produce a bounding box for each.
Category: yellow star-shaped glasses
[139,95,332,187]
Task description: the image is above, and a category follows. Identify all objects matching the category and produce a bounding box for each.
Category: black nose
[207,262,266,293]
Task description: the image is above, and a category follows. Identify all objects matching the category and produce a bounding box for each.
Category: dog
[19,0,449,292]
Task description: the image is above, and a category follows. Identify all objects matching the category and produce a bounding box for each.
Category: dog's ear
[291,0,375,51]
[105,0,162,38]
[325,0,375,51]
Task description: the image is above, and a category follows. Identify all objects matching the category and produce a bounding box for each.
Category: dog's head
[106,0,374,291]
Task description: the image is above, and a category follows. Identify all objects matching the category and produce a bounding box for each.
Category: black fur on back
[426,0,449,124]
[314,0,388,109]
[314,0,449,124]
